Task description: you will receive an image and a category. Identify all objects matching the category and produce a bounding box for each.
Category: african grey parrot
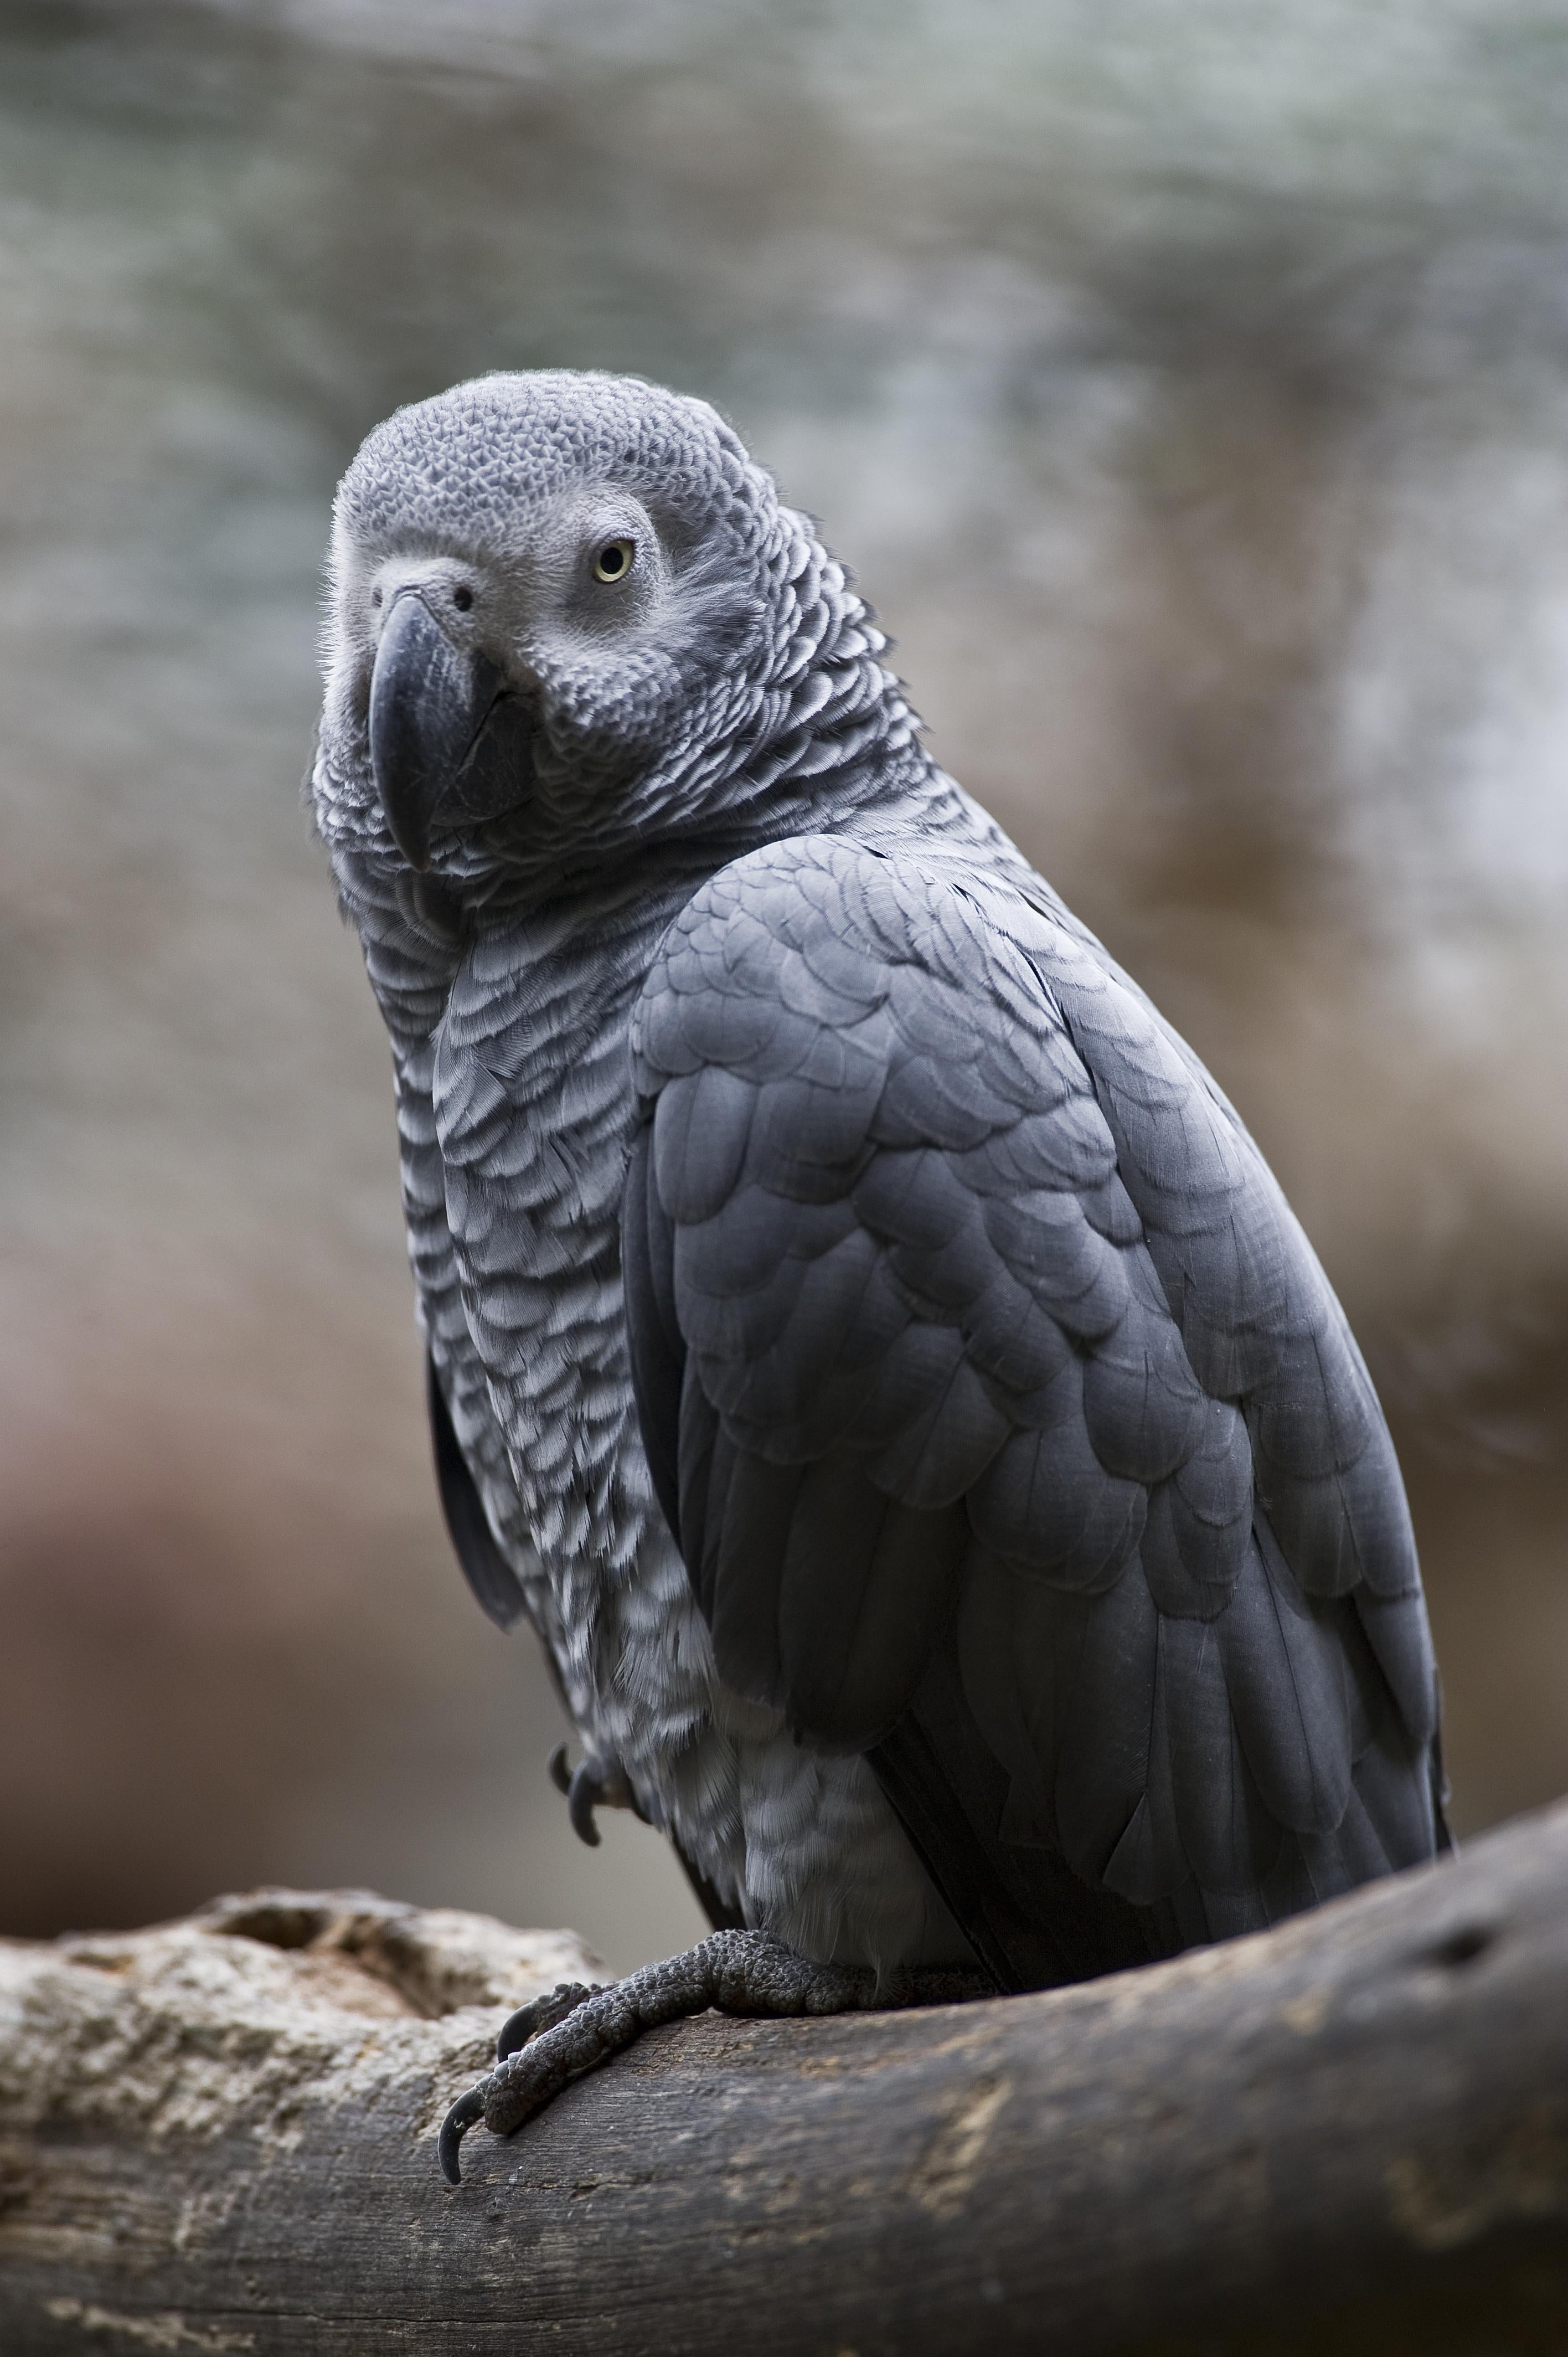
[310,370,1448,2181]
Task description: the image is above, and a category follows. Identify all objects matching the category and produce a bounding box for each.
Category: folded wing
[624,835,1447,1989]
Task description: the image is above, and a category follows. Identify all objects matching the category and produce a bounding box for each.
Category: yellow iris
[593,537,636,584]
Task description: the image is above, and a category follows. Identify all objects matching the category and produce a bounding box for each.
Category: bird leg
[439,1928,990,2182]
[547,1741,650,1847]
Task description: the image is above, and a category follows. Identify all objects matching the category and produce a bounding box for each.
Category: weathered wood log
[2,1804,1567,2355]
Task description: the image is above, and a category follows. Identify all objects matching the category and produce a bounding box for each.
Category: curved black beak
[368,591,535,871]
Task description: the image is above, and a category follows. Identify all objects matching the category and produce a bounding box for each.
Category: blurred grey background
[2,0,1566,1971]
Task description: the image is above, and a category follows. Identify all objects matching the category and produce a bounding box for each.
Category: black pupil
[601,544,625,575]
[452,585,473,610]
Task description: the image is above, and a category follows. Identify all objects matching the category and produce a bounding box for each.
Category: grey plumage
[312,370,1446,2039]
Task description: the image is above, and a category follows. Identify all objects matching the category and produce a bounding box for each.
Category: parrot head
[318,370,810,888]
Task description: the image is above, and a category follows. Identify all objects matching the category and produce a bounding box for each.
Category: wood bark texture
[2,1804,1567,2356]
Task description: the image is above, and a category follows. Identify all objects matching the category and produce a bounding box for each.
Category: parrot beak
[368,590,535,872]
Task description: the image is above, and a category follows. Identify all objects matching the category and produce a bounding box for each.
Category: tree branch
[3,1804,1567,2354]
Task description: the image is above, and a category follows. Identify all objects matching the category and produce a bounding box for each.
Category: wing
[427,1350,529,1630]
[623,834,1447,1990]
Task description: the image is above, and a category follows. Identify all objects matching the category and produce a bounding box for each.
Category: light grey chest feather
[415,879,725,1777]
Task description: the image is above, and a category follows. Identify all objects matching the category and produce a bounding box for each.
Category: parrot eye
[451,585,474,611]
[592,537,636,585]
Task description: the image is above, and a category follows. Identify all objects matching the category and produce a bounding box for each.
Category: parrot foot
[438,1928,989,2183]
[546,1741,650,1847]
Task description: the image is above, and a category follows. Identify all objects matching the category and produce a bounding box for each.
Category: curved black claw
[566,1763,605,1847]
[439,2086,486,2186]
[546,1742,649,1847]
[496,1980,601,2062]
